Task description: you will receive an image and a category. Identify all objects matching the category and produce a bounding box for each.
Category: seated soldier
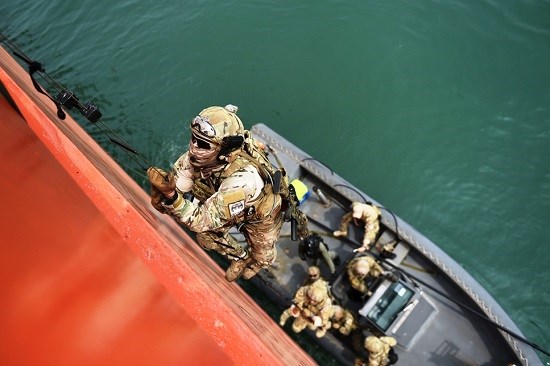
[346,255,385,296]
[356,335,398,366]
[279,280,335,338]
[330,305,357,336]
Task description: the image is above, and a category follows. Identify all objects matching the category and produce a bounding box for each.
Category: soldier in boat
[330,304,357,336]
[334,201,396,258]
[355,335,398,366]
[299,232,338,273]
[346,255,385,296]
[279,278,335,338]
[333,202,381,252]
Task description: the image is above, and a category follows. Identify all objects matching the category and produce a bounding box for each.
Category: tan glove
[147,167,176,198]
[150,186,167,213]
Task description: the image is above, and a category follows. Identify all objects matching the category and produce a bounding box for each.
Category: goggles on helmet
[192,115,216,138]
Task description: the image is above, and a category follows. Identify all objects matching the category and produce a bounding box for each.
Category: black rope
[10,50,66,119]
[266,144,284,169]
[377,206,401,242]
[1,33,167,180]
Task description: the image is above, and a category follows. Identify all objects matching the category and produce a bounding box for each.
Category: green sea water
[2,0,549,364]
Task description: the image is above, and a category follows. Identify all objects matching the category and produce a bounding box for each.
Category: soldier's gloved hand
[150,186,167,213]
[354,239,371,253]
[147,167,176,199]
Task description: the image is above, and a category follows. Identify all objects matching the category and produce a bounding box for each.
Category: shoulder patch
[223,190,246,217]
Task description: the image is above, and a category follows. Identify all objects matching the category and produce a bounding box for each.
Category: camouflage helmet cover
[365,336,397,353]
[308,266,321,277]
[191,105,244,144]
[354,258,371,275]
[306,281,327,303]
[365,336,383,353]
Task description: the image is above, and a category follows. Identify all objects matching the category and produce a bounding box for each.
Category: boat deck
[246,124,538,366]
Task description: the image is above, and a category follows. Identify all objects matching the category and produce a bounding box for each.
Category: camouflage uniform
[303,266,335,302]
[346,255,385,295]
[364,336,398,366]
[331,305,357,336]
[149,105,285,281]
[279,280,334,338]
[334,202,381,250]
[168,150,283,275]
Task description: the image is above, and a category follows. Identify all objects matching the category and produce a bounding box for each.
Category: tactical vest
[191,137,288,224]
[299,233,323,260]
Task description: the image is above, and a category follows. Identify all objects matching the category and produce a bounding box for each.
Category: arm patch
[223,190,246,217]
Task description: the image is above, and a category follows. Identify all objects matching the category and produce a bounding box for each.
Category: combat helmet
[306,281,328,304]
[365,336,383,354]
[354,258,371,276]
[191,105,245,148]
[365,336,397,354]
[332,305,344,320]
[308,266,321,282]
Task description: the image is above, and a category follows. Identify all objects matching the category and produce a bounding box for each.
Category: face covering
[188,139,222,177]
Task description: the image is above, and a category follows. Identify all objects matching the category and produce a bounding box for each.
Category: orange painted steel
[0,46,316,366]
[0,95,233,366]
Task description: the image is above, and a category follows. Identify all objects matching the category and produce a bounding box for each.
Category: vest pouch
[192,180,215,202]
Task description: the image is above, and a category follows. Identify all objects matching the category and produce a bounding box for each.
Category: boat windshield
[366,282,414,331]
